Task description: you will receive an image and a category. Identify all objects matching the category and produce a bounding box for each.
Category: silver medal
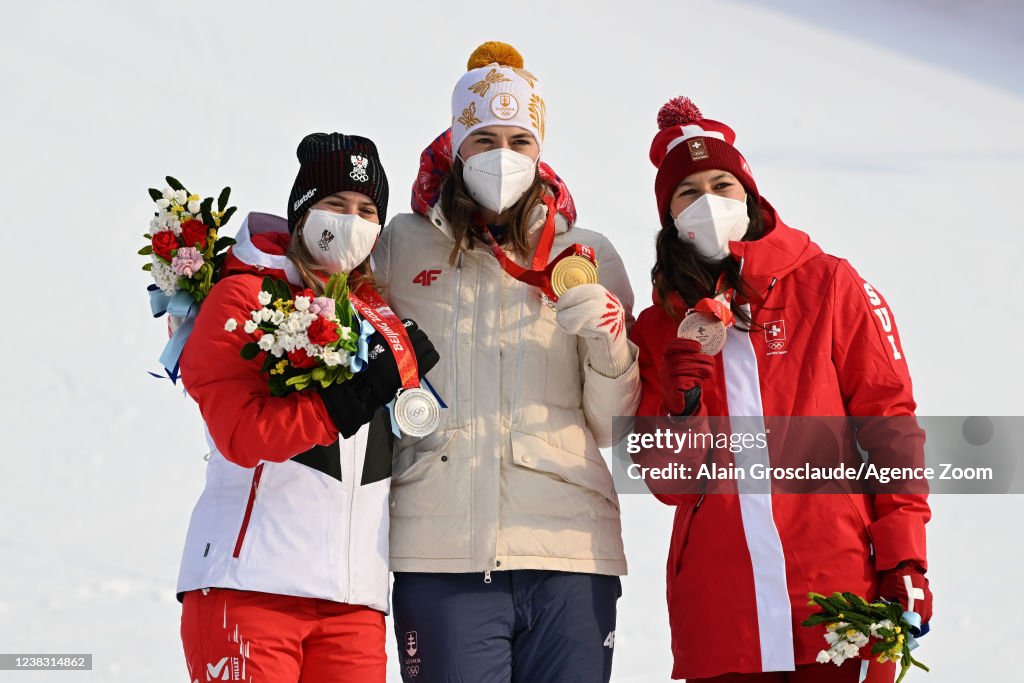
[393,387,441,438]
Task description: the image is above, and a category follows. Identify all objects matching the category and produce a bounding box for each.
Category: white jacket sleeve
[580,234,641,447]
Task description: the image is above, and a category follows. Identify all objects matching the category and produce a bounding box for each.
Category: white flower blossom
[167,218,182,235]
[271,310,286,325]
[156,198,171,210]
[151,257,178,294]
[339,326,353,340]
[840,642,859,659]
[174,189,188,204]
[824,631,840,646]
[187,199,201,214]
[258,333,275,351]
[816,651,832,664]
[260,308,275,323]
[224,318,238,332]
[244,319,258,334]
[294,296,311,312]
[322,349,343,366]
[162,186,175,201]
[257,291,273,306]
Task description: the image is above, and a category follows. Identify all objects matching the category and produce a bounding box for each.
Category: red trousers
[694,660,897,683]
[180,588,386,682]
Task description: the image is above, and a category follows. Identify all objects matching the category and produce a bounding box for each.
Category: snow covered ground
[1,0,1022,680]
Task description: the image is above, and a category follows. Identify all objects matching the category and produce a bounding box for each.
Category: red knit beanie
[650,97,758,222]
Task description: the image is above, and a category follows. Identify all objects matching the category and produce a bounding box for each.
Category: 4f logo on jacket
[863,283,903,361]
[413,269,442,286]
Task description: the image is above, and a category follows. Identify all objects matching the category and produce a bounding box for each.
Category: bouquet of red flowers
[226,274,361,396]
[139,176,237,302]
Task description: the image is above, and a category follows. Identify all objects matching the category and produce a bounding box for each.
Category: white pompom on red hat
[650,97,758,220]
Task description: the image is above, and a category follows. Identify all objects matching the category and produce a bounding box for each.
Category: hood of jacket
[410,128,578,232]
[221,212,303,286]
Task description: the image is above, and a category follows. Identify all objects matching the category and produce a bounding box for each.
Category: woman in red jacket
[629,99,932,682]
[176,133,437,683]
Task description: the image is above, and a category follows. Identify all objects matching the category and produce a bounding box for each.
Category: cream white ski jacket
[373,200,640,576]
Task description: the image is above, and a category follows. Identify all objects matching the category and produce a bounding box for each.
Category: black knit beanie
[287,133,389,232]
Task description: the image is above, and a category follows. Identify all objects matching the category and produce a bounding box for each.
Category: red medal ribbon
[476,195,597,301]
[350,282,420,391]
[693,274,737,328]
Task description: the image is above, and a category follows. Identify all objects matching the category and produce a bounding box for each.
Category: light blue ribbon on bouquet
[147,285,198,384]
[349,318,377,374]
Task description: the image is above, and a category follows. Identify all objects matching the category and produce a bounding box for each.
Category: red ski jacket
[629,203,930,679]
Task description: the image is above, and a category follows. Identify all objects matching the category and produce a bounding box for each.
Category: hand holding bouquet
[803,592,929,683]
[227,275,361,396]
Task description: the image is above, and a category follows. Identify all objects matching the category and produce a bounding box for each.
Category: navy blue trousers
[393,571,621,683]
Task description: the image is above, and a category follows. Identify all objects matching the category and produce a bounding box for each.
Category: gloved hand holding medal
[676,279,735,355]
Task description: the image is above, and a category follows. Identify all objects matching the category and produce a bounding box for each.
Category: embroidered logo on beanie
[350,155,370,183]
[688,139,710,161]
[450,42,544,155]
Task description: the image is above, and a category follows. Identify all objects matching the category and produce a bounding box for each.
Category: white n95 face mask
[461,148,538,214]
[674,194,750,261]
[301,210,381,275]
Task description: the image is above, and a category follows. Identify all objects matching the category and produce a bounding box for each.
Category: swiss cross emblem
[765,319,787,352]
[688,138,710,161]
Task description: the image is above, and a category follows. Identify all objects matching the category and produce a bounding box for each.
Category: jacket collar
[222,212,303,286]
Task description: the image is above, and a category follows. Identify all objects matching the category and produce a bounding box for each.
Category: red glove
[658,338,715,415]
[878,561,932,626]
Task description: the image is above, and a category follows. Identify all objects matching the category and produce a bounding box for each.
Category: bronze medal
[677,311,728,356]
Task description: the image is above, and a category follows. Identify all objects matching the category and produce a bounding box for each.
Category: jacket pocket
[509,429,618,509]
[232,463,265,558]
[392,430,457,486]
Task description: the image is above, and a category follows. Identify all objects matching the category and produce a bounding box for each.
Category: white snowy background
[1,0,1022,680]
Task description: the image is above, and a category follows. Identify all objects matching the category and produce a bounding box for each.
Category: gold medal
[551,255,599,297]
[393,387,441,438]
[677,311,728,356]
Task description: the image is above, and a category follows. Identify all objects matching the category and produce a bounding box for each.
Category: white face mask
[301,209,381,275]
[674,194,750,261]
[461,148,538,214]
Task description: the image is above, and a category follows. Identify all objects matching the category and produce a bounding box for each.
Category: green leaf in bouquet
[138,245,153,256]
[143,233,152,239]
[261,276,279,298]
[311,366,327,382]
[272,278,292,303]
[214,236,237,254]
[842,592,870,610]
[269,374,290,397]
[286,373,312,391]
[165,176,187,193]
[218,186,231,212]
[142,263,153,271]
[148,188,163,201]
[240,342,261,360]
[200,196,215,227]
[219,206,237,227]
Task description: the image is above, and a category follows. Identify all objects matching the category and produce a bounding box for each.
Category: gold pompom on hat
[451,41,546,156]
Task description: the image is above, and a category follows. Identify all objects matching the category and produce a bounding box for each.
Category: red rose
[181,219,208,250]
[151,230,179,261]
[307,316,340,345]
[296,288,315,300]
[288,348,318,369]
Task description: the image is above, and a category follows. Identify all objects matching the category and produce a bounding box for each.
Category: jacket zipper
[450,253,463,425]
[510,283,527,423]
[232,463,264,558]
[483,570,492,584]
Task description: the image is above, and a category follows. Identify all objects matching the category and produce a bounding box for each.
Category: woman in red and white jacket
[629,98,932,683]
[176,133,437,682]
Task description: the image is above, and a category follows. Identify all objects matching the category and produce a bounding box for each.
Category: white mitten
[554,283,633,378]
